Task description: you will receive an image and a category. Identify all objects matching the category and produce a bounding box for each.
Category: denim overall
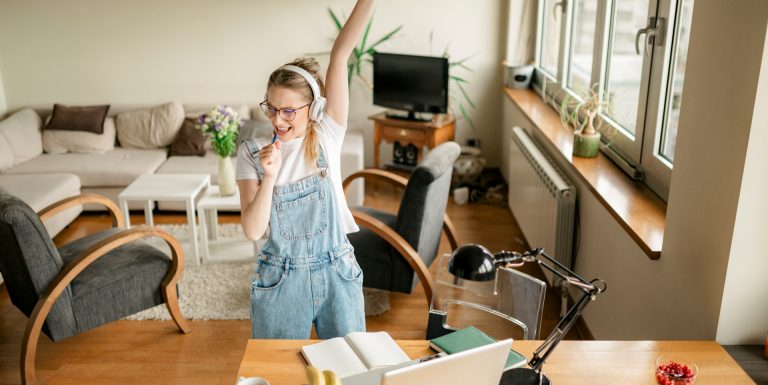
[244,139,365,339]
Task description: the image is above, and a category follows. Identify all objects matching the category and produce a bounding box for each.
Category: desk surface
[237,339,754,385]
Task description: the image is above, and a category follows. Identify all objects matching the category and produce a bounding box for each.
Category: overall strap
[242,138,265,181]
[316,143,328,170]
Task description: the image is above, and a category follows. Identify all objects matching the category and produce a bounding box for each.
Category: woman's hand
[259,141,282,178]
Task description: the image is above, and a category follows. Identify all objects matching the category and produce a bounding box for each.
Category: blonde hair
[267,57,325,166]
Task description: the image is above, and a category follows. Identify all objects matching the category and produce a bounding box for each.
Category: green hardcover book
[428,326,528,370]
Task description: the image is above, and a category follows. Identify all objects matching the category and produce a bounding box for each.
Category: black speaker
[404,144,418,166]
[393,142,406,164]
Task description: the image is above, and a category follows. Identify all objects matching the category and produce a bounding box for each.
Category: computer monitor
[380,339,512,385]
[373,52,449,120]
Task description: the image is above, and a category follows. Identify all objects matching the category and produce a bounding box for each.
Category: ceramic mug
[236,376,269,385]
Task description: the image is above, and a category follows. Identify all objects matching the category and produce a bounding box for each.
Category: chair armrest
[21,226,184,385]
[342,168,408,191]
[37,193,124,229]
[351,209,435,305]
[343,169,460,252]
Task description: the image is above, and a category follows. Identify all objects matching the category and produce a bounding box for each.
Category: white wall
[0,63,6,117]
[503,0,768,340]
[0,0,506,167]
[715,22,768,345]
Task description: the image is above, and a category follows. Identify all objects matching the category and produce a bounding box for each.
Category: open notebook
[301,332,411,378]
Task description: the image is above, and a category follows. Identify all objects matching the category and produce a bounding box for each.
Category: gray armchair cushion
[0,189,78,341]
[350,142,460,294]
[347,208,413,292]
[58,229,171,332]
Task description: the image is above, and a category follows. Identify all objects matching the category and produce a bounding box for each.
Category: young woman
[235,0,374,339]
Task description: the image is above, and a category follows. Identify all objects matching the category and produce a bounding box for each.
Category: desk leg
[186,199,200,266]
[119,199,131,229]
[144,201,154,226]
[198,206,209,264]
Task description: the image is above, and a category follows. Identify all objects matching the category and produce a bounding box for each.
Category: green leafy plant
[327,8,403,87]
[429,31,478,136]
[558,84,613,137]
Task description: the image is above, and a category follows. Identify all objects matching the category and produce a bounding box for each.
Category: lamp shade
[448,244,497,281]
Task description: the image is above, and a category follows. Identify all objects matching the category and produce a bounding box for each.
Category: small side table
[118,174,210,265]
[197,186,259,264]
[370,112,456,168]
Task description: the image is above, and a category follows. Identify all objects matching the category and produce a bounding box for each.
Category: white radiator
[507,126,576,269]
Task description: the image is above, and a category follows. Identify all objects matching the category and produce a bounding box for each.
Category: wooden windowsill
[503,87,665,260]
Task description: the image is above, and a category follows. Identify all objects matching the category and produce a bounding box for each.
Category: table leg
[119,199,131,229]
[144,201,154,226]
[209,209,219,240]
[198,205,209,264]
[186,199,200,266]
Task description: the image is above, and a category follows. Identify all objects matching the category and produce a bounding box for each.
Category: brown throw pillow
[45,104,110,134]
[169,118,206,156]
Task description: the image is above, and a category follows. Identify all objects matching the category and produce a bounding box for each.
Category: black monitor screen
[373,53,449,114]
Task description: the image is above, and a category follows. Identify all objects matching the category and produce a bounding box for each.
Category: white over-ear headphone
[266,65,326,122]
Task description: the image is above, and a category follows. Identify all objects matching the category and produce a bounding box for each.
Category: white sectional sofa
[0,103,365,237]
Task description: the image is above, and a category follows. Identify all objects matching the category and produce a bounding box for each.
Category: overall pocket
[332,251,363,282]
[251,259,288,291]
[276,190,328,240]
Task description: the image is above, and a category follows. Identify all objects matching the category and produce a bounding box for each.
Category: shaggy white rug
[124,224,390,321]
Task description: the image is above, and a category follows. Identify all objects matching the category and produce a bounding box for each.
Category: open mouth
[274,126,292,136]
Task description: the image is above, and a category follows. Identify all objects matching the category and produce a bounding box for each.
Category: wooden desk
[370,112,456,168]
[237,339,754,385]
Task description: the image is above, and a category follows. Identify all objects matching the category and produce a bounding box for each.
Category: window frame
[529,0,691,201]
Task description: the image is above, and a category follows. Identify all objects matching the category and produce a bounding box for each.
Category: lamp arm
[528,287,596,372]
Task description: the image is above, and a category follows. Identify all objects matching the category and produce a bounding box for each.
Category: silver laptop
[380,339,512,385]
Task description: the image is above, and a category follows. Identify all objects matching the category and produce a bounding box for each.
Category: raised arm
[324,0,375,126]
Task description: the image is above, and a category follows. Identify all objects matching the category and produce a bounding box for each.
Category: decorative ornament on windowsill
[197,105,242,196]
[558,84,614,158]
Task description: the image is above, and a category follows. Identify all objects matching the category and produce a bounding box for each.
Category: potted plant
[558,84,612,158]
[197,105,242,196]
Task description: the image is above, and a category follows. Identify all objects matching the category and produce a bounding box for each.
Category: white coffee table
[118,174,210,265]
[197,185,260,263]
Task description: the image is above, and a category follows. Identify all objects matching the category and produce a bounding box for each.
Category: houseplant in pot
[197,105,242,196]
[559,84,612,158]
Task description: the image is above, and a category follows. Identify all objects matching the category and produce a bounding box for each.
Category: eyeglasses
[259,101,310,122]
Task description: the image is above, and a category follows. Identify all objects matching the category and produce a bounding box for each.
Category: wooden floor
[0,180,576,385]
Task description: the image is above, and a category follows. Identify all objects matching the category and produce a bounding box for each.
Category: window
[531,0,696,201]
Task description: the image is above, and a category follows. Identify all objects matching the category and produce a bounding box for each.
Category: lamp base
[500,368,551,385]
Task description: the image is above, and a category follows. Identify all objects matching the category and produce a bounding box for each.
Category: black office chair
[0,190,190,385]
[343,141,461,305]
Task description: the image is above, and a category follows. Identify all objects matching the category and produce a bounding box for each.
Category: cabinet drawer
[380,126,426,143]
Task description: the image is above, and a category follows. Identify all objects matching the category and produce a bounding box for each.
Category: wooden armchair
[0,190,190,385]
[342,142,461,305]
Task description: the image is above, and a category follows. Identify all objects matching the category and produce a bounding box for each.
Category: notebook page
[301,337,368,378]
[345,332,410,369]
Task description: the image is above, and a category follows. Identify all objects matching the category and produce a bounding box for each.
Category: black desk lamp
[448,244,607,385]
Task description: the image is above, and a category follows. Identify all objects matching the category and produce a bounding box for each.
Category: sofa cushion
[0,173,82,237]
[4,148,167,187]
[116,102,184,149]
[169,118,206,156]
[0,133,12,172]
[45,104,109,134]
[0,108,43,166]
[43,117,116,154]
[156,150,231,185]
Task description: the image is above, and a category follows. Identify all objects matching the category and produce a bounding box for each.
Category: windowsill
[503,87,665,260]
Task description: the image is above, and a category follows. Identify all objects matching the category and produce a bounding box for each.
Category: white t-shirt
[236,114,359,234]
